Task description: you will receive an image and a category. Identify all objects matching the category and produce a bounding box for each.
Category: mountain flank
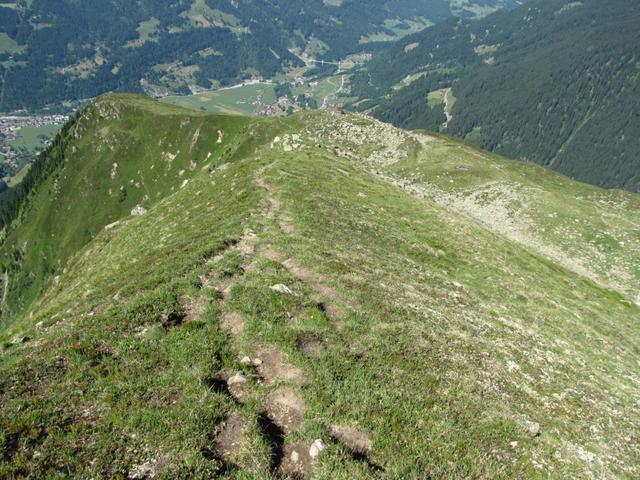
[0,0,519,112]
[350,0,640,192]
[0,94,638,478]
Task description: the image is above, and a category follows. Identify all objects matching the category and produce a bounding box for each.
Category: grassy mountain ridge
[350,0,640,192]
[0,0,519,112]
[0,95,639,478]
[0,94,254,318]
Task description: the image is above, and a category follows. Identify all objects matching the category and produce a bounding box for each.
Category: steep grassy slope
[350,0,640,192]
[0,96,639,478]
[0,95,252,318]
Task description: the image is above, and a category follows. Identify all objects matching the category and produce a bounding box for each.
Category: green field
[161,74,350,116]
[359,17,433,43]
[0,32,24,54]
[292,75,348,109]
[1,124,62,186]
[4,163,30,187]
[427,89,446,108]
[8,124,61,153]
[161,83,277,115]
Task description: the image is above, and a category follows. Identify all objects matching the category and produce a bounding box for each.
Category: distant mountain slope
[350,0,640,192]
[0,0,518,112]
[0,95,638,478]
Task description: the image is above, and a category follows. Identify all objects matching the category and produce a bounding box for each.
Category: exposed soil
[329,425,372,454]
[278,214,295,234]
[280,441,313,479]
[297,333,325,357]
[182,295,208,323]
[254,345,308,386]
[281,258,344,318]
[261,245,285,263]
[219,311,245,335]
[265,387,306,434]
[212,414,249,464]
[236,229,257,255]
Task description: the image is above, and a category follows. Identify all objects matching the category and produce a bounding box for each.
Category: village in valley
[0,114,68,184]
[159,52,373,117]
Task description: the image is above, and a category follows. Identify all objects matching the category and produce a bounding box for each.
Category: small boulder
[227,372,247,386]
[131,205,147,216]
[240,356,252,366]
[270,284,296,296]
[309,439,328,459]
[528,422,541,437]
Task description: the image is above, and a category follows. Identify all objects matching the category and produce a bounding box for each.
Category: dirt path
[201,159,378,478]
[254,162,346,319]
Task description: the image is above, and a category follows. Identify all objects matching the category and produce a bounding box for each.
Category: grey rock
[105,221,120,230]
[227,372,247,386]
[309,439,328,459]
[131,205,147,216]
[270,284,296,296]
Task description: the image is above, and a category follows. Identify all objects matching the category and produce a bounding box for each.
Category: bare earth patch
[282,258,344,317]
[236,229,257,255]
[260,245,285,263]
[329,425,373,454]
[212,414,249,464]
[219,311,245,335]
[255,345,308,386]
[278,214,295,234]
[227,376,250,403]
[280,442,313,479]
[282,258,324,288]
[297,333,325,357]
[182,295,208,322]
[266,387,306,433]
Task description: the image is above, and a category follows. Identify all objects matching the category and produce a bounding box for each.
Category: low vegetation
[0,95,638,478]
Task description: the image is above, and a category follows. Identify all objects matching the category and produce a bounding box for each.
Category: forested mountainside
[0,94,638,478]
[350,0,640,192]
[0,0,518,112]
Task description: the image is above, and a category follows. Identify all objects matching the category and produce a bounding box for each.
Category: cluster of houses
[0,114,68,170]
